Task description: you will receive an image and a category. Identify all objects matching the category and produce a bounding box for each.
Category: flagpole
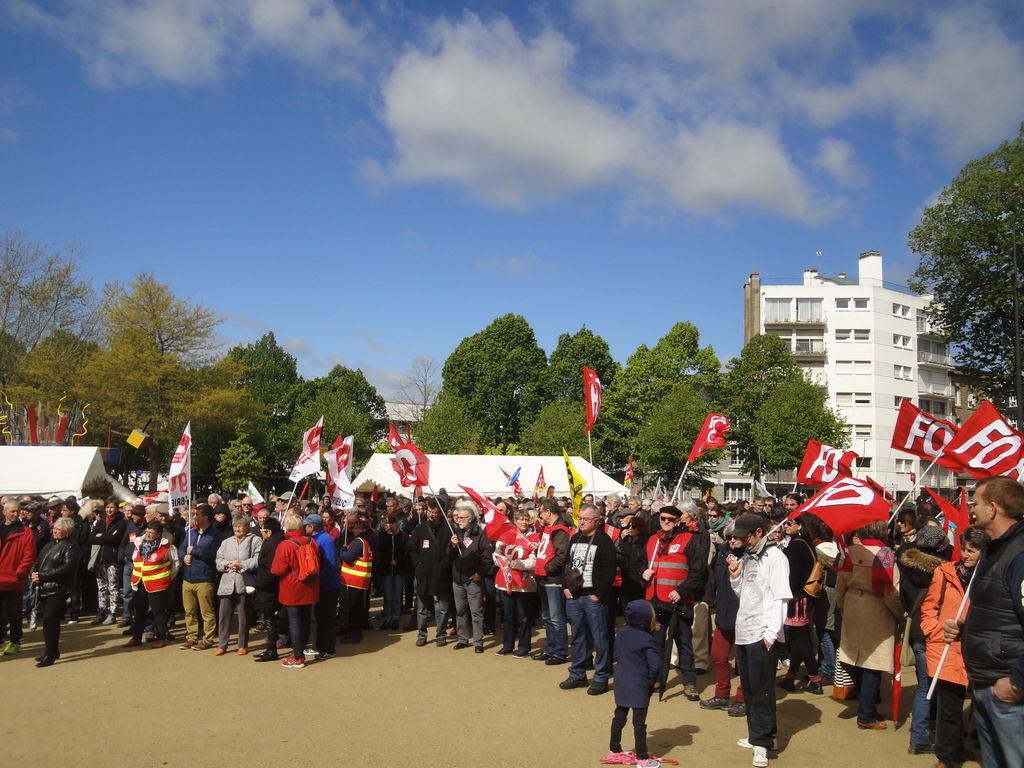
[671,460,691,504]
[926,563,979,700]
[887,455,941,524]
[587,432,597,503]
[425,484,459,542]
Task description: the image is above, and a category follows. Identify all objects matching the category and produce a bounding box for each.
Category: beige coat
[836,542,903,672]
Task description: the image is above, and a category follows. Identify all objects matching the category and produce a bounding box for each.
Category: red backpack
[289,537,320,582]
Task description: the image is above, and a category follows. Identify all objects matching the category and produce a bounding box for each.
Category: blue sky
[2,0,1023,397]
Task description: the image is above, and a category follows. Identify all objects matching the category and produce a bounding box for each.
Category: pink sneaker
[601,751,636,764]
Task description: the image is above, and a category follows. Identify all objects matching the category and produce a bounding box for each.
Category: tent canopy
[352,454,629,500]
[0,446,135,501]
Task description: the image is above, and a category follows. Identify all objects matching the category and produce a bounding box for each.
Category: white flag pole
[926,564,978,700]
[888,455,941,524]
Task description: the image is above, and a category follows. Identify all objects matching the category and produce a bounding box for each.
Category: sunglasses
[708,514,720,520]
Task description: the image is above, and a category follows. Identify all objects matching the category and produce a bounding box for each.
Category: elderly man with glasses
[559,502,617,695]
[447,500,494,653]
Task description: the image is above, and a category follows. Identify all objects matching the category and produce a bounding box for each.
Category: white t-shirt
[731,539,792,646]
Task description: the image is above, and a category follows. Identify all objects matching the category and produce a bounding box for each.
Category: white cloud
[7,0,368,86]
[375,13,826,221]
[789,9,1024,158]
[475,251,558,278]
[815,138,867,187]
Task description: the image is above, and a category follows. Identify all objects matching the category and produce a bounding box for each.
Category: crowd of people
[0,480,1022,768]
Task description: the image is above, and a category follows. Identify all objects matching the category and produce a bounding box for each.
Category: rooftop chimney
[859,250,883,286]
[803,267,819,286]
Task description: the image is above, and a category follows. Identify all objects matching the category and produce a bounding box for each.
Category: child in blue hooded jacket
[605,599,661,767]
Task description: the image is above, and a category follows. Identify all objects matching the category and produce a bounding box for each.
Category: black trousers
[0,590,24,643]
[737,640,779,748]
[653,602,696,685]
[315,587,339,654]
[785,623,819,678]
[934,678,967,766]
[130,588,171,641]
[263,604,280,655]
[41,594,67,657]
[610,705,649,759]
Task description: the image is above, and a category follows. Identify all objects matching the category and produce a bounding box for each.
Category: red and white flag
[391,442,430,488]
[891,399,961,471]
[927,487,968,560]
[945,399,1024,480]
[624,455,634,487]
[583,366,603,433]
[168,422,192,519]
[387,422,404,451]
[794,475,892,536]
[325,435,356,511]
[834,533,854,572]
[459,485,517,545]
[687,413,730,462]
[533,466,546,502]
[288,416,324,482]
[796,439,858,487]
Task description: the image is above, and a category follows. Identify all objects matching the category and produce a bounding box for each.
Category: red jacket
[0,524,37,591]
[271,531,319,606]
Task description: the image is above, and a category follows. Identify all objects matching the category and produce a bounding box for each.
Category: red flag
[624,455,634,486]
[927,487,966,560]
[387,422,403,451]
[687,413,730,463]
[945,399,1024,480]
[583,366,603,433]
[865,475,897,504]
[834,533,854,572]
[891,399,961,471]
[795,476,892,536]
[391,442,430,488]
[459,485,517,544]
[533,466,546,503]
[796,439,858,487]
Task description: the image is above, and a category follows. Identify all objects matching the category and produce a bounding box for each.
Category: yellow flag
[562,448,587,525]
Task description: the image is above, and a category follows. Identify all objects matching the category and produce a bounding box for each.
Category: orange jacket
[919,560,968,687]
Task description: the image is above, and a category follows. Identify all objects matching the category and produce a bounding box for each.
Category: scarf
[708,516,727,535]
[862,539,895,595]
[656,528,677,558]
[105,513,116,525]
[955,559,972,589]
[139,537,159,560]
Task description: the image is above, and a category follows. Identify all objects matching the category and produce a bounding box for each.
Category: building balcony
[918,351,953,368]
[791,341,827,358]
[764,312,827,327]
[917,381,953,397]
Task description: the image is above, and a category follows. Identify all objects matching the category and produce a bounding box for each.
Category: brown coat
[836,542,903,672]
[919,561,969,687]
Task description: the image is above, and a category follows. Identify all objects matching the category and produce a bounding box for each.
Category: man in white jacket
[728,513,791,768]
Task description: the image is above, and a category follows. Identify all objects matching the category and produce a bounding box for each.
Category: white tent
[351,454,629,499]
[0,446,137,501]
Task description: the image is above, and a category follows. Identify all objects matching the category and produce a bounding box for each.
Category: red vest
[535,525,570,577]
[496,532,539,590]
[645,531,693,604]
[131,542,173,593]
[603,524,623,587]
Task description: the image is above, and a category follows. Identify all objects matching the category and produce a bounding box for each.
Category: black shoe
[545,656,568,666]
[474,646,484,654]
[777,677,796,692]
[435,637,447,647]
[700,696,731,710]
[806,681,824,695]
[559,676,589,690]
[122,628,134,636]
[254,652,279,663]
[908,743,934,755]
[36,656,57,667]
[531,652,551,662]
[495,648,513,656]
[453,642,469,650]
[587,682,609,695]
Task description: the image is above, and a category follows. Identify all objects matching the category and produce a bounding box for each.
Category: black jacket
[563,529,617,600]
[375,530,411,578]
[713,540,744,630]
[616,533,649,600]
[33,538,81,597]
[92,512,127,565]
[448,522,494,584]
[409,520,453,595]
[252,531,284,613]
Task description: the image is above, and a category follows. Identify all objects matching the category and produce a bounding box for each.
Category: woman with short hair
[30,517,80,666]
[123,521,179,649]
[214,514,262,656]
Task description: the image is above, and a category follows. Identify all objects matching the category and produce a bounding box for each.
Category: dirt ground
[1,599,980,768]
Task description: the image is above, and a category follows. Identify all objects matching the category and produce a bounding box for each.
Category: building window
[854,392,871,405]
[894,364,913,380]
[855,457,872,468]
[893,334,911,349]
[837,361,871,375]
[765,298,791,323]
[854,329,870,341]
[836,329,851,341]
[837,392,871,406]
[921,399,948,417]
[723,483,749,502]
[854,424,872,438]
[794,337,826,354]
[895,459,913,473]
[730,445,743,468]
[836,298,850,310]
[854,298,869,309]
[895,395,910,408]
[796,298,823,322]
[893,303,910,318]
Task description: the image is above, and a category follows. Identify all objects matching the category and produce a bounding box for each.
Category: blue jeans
[909,639,932,746]
[499,590,531,654]
[566,594,611,685]
[857,667,883,724]
[973,684,1024,768]
[538,583,567,660]
[121,563,135,621]
[818,628,836,681]
[381,574,403,621]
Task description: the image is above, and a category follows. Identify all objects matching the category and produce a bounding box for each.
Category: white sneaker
[752,746,768,767]
[737,738,778,750]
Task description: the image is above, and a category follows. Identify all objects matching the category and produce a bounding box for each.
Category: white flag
[245,481,265,505]
[288,416,324,483]
[325,439,356,511]
[168,423,192,519]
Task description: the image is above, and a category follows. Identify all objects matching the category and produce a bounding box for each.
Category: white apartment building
[736,249,958,497]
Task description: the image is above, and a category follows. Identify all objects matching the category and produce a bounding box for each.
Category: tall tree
[634,382,722,489]
[752,379,849,474]
[394,355,442,415]
[441,313,548,447]
[546,326,619,401]
[519,400,588,457]
[0,230,99,389]
[909,124,1024,406]
[414,391,482,454]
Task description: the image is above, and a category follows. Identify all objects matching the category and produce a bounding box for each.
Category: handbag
[563,537,594,596]
[242,571,256,595]
[86,544,101,573]
[803,540,825,597]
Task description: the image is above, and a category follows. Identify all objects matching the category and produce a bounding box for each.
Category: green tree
[83,273,244,489]
[441,313,548,446]
[217,433,264,493]
[634,382,721,488]
[909,124,1024,406]
[414,391,482,454]
[752,379,849,473]
[596,322,720,470]
[519,400,588,456]
[546,326,619,401]
[0,230,99,389]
